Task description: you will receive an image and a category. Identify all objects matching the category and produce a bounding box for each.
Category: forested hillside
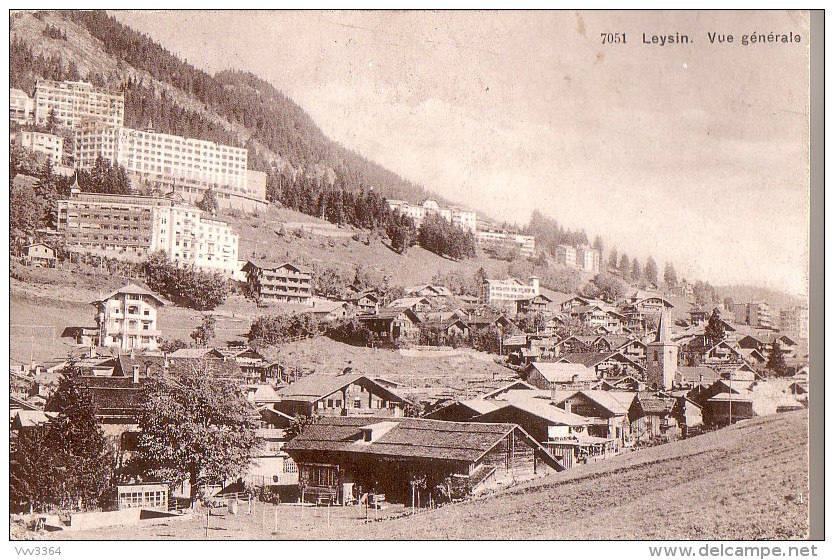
[10,10,433,205]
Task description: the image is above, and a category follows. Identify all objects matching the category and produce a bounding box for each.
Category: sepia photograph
[7,8,815,547]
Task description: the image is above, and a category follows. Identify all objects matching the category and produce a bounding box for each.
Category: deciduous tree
[131,360,261,504]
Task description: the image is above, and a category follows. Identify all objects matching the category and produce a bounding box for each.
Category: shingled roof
[284,416,541,464]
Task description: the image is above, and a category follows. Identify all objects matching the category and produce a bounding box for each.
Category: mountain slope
[10,10,435,204]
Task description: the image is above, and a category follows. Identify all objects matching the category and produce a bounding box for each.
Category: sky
[114,10,810,296]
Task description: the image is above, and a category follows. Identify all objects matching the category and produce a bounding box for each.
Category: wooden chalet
[387,297,432,313]
[275,373,411,418]
[524,362,598,390]
[352,291,382,315]
[358,307,422,343]
[551,390,638,450]
[283,417,563,505]
[558,351,645,378]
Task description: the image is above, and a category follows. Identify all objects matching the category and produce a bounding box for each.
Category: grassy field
[37,410,808,540]
[266,337,513,401]
[222,205,536,288]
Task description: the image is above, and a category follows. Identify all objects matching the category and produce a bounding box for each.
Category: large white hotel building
[32,80,266,211]
[33,80,124,129]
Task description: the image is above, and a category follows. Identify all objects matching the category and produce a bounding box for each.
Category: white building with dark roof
[91,284,167,351]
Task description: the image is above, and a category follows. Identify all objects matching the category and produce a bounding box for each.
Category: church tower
[646,311,678,390]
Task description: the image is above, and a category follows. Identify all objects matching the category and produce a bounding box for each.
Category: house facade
[284,417,561,505]
[91,284,166,351]
[242,260,314,305]
[275,373,410,418]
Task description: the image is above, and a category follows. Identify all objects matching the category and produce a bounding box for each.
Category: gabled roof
[554,390,635,416]
[638,395,677,415]
[389,296,431,309]
[93,283,167,306]
[360,307,421,323]
[480,380,537,399]
[676,366,721,385]
[526,362,596,384]
[424,399,504,420]
[476,397,591,428]
[557,352,611,368]
[241,260,312,274]
[284,416,522,463]
[168,347,225,359]
[277,373,409,404]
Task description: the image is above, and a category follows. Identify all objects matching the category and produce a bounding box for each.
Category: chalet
[218,347,280,382]
[591,335,628,353]
[675,366,721,388]
[688,307,711,327]
[737,332,799,359]
[551,390,637,450]
[502,334,529,355]
[241,260,313,305]
[22,243,57,267]
[305,299,350,321]
[555,335,596,354]
[246,407,299,489]
[540,314,565,336]
[592,374,644,392]
[406,285,454,299]
[559,296,598,313]
[358,307,421,342]
[621,290,675,314]
[524,362,597,390]
[388,297,432,313]
[569,304,625,333]
[283,417,563,505]
[702,340,746,365]
[516,294,553,314]
[615,339,647,362]
[558,351,644,378]
[464,313,515,333]
[420,318,470,338]
[474,393,591,442]
[631,394,684,443]
[275,373,410,418]
[352,291,382,315]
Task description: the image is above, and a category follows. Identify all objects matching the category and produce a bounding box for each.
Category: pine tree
[766,340,788,376]
[619,253,631,278]
[704,308,726,345]
[608,249,618,271]
[644,256,658,286]
[44,366,115,510]
[631,258,642,282]
[663,262,678,287]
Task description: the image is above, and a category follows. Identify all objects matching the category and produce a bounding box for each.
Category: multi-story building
[56,182,179,260]
[92,284,166,351]
[149,205,239,277]
[555,244,577,268]
[387,198,477,232]
[576,245,601,274]
[474,229,536,258]
[10,88,34,124]
[33,80,124,130]
[481,276,540,305]
[241,260,314,305]
[779,306,808,338]
[15,130,63,165]
[73,124,267,211]
[734,302,773,329]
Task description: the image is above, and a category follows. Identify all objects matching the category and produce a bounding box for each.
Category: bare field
[40,410,808,541]
[267,337,512,401]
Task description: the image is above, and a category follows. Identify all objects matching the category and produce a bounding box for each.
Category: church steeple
[647,310,678,390]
